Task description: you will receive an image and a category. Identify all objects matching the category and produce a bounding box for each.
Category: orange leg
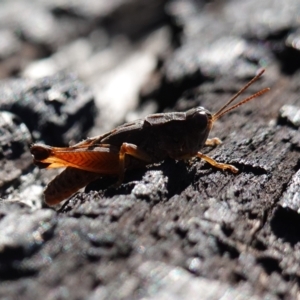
[44,167,100,206]
[118,143,152,183]
[197,152,238,173]
[30,144,120,174]
[205,137,222,147]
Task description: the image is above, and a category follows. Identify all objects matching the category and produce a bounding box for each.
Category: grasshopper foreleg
[205,138,222,147]
[197,152,238,173]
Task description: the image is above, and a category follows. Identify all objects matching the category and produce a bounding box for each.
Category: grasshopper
[31,69,270,205]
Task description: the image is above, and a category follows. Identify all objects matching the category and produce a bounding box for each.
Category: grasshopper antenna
[212,69,270,122]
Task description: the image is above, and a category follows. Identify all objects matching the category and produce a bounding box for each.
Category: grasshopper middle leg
[118,143,152,183]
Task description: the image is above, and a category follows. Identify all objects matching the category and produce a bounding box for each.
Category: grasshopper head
[186,106,213,131]
[184,106,213,152]
[183,69,270,156]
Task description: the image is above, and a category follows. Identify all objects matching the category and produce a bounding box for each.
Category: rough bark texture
[1,0,300,299]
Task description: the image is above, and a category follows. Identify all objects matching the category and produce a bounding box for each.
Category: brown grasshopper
[30,69,270,205]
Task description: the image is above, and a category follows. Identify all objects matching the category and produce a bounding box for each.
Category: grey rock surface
[1,0,300,299]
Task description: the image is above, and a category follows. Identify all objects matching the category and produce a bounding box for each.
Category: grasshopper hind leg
[44,168,100,206]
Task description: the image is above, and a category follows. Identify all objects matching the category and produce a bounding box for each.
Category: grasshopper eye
[186,107,211,130]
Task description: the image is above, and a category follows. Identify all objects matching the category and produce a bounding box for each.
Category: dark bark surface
[1,0,300,299]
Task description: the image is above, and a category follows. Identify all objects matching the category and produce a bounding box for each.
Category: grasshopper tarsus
[31,69,269,205]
